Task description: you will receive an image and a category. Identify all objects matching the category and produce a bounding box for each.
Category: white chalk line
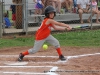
[0,55,59,58]
[0,66,53,68]
[0,66,58,75]
[67,53,100,60]
[1,72,57,75]
[0,53,100,58]
[46,67,58,75]
[2,72,50,75]
[0,53,100,75]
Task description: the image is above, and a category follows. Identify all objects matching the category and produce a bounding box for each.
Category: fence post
[23,0,28,35]
[90,0,93,29]
[0,1,3,38]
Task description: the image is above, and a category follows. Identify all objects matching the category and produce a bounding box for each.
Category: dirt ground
[0,46,100,75]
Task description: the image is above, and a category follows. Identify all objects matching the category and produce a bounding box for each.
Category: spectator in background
[88,0,100,23]
[3,13,11,28]
[77,0,90,23]
[73,0,77,13]
[51,0,61,13]
[34,0,44,22]
[44,0,52,7]
[60,0,73,13]
[65,0,73,13]
[73,0,77,7]
[10,0,16,26]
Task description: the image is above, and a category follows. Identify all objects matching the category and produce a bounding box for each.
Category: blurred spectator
[41,0,45,13]
[73,0,77,13]
[88,0,100,23]
[73,0,77,7]
[10,0,16,26]
[77,0,90,23]
[65,0,73,13]
[34,0,44,22]
[34,0,44,14]
[44,0,52,7]
[61,0,73,13]
[3,13,11,28]
[51,0,61,13]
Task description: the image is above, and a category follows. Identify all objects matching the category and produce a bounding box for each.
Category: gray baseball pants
[28,35,60,54]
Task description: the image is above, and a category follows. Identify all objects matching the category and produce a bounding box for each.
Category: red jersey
[35,18,53,40]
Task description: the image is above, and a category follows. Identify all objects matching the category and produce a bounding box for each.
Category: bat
[72,24,89,30]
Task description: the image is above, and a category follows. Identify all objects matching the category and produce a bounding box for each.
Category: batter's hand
[65,26,72,31]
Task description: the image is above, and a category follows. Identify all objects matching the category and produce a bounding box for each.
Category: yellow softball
[43,44,48,50]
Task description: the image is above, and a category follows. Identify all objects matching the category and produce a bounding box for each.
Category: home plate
[4,62,28,66]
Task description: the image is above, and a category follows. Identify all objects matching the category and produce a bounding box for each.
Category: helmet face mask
[44,6,56,18]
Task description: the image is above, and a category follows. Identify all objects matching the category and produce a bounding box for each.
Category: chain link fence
[0,0,3,38]
[0,0,100,38]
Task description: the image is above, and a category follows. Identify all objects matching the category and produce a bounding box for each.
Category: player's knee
[54,40,60,48]
[28,48,37,54]
[55,44,60,48]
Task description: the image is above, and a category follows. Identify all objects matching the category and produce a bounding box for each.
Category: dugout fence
[0,0,100,38]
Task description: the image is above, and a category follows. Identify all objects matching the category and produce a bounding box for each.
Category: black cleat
[59,55,66,61]
[18,53,24,62]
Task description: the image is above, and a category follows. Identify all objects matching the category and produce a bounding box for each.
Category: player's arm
[52,24,67,31]
[47,19,72,31]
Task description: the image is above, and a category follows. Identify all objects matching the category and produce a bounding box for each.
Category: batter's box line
[0,66,58,75]
[0,53,100,58]
[0,53,100,63]
[0,53,100,75]
[67,53,100,60]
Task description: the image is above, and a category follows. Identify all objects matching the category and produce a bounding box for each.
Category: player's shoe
[18,53,24,62]
[59,55,66,61]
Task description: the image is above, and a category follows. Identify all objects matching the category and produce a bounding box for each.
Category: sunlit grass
[0,29,100,48]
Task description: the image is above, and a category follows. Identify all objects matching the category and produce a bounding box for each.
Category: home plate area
[0,53,100,75]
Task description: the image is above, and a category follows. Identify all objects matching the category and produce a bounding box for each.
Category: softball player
[18,6,72,61]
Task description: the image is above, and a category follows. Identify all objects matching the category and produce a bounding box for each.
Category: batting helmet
[44,6,56,18]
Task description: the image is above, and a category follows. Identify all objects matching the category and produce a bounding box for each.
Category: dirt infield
[0,46,100,75]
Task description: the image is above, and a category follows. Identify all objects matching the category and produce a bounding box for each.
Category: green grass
[0,29,100,48]
[54,30,100,47]
[0,37,35,48]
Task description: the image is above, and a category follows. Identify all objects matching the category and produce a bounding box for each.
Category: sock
[56,48,62,56]
[22,51,29,56]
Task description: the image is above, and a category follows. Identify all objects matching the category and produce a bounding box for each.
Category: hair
[44,12,56,19]
[12,0,16,3]
[4,13,8,17]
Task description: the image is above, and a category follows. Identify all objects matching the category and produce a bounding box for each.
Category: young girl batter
[18,6,72,61]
